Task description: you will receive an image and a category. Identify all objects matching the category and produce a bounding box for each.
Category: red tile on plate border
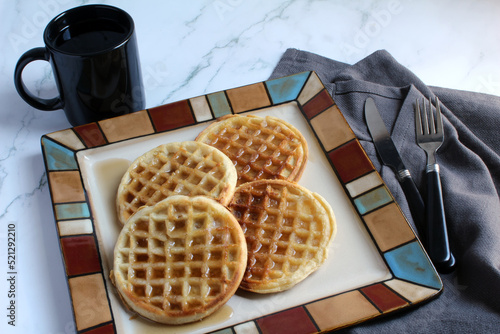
[74,123,107,148]
[257,307,317,334]
[83,323,115,334]
[302,89,334,119]
[328,140,374,183]
[361,284,408,312]
[61,235,101,276]
[149,100,196,132]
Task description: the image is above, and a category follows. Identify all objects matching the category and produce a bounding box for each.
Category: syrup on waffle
[195,115,308,186]
[228,180,336,293]
[116,141,237,225]
[112,195,247,324]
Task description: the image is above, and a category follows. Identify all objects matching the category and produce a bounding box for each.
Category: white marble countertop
[1,0,499,333]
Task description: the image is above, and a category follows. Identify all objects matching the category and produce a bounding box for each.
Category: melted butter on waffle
[229,180,336,293]
[113,195,247,324]
[196,115,308,185]
[116,141,237,225]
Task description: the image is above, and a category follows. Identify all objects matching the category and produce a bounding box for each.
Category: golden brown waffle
[196,115,308,186]
[116,141,237,225]
[228,180,336,293]
[112,195,247,324]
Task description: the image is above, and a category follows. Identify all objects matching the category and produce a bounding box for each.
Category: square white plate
[41,71,442,333]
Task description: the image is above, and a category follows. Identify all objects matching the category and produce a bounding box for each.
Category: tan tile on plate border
[297,72,323,105]
[385,279,439,303]
[99,110,154,143]
[345,171,384,198]
[46,129,85,150]
[190,95,213,122]
[310,105,356,151]
[68,273,112,331]
[58,219,93,236]
[226,83,271,114]
[363,202,415,252]
[48,171,85,203]
[306,290,379,331]
[234,321,259,334]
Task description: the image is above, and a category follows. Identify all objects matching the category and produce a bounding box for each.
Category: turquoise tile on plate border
[266,71,310,104]
[353,186,392,214]
[207,91,232,118]
[55,203,90,220]
[42,137,78,170]
[384,241,442,289]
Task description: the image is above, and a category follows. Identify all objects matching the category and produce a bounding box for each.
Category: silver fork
[415,97,455,273]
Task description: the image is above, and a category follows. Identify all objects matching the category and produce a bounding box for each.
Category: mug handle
[14,47,63,111]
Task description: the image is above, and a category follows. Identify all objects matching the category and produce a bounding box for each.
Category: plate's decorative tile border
[41,71,442,333]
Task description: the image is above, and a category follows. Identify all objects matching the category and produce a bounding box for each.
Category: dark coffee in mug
[15,5,145,126]
[53,20,128,54]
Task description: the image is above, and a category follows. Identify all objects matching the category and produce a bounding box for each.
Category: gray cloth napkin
[270,49,500,333]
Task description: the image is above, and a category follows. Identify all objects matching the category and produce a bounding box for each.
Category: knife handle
[426,166,456,273]
[399,172,426,242]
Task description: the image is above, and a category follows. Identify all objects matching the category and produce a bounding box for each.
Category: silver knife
[364,97,425,239]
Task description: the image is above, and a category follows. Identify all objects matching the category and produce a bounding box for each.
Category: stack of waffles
[111,115,336,325]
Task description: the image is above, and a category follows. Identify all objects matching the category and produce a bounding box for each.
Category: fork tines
[416,97,443,137]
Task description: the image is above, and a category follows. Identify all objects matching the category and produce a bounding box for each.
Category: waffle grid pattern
[118,142,234,223]
[42,71,441,333]
[230,182,328,285]
[198,116,306,185]
[115,199,245,315]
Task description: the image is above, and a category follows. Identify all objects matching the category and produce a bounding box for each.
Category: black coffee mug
[14,4,145,126]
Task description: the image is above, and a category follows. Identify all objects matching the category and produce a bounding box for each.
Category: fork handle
[426,165,456,273]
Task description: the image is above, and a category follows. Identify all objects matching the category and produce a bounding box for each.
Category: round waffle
[195,115,308,186]
[112,195,247,324]
[116,141,237,225]
[228,180,336,293]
